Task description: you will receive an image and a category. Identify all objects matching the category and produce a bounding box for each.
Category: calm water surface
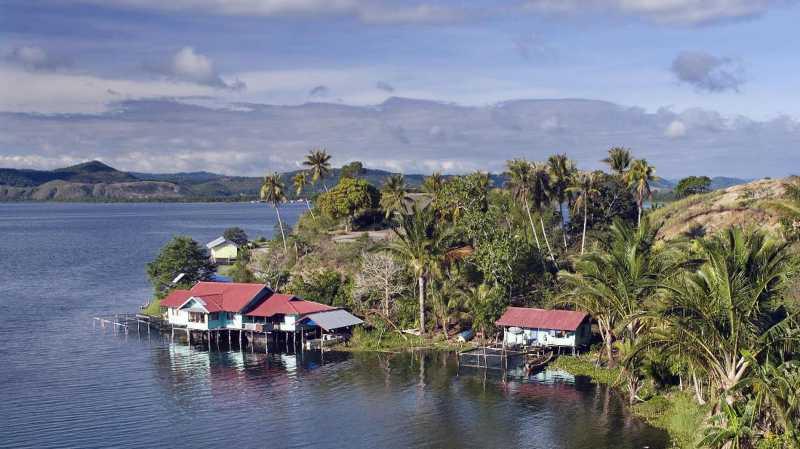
[0,203,669,449]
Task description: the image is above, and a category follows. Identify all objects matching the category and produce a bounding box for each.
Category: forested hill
[0,159,744,202]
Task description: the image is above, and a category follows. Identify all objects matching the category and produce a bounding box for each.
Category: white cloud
[0,65,217,113]
[153,46,245,90]
[664,120,687,138]
[61,0,465,24]
[522,0,786,25]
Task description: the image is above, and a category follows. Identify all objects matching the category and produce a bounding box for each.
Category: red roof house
[246,293,335,318]
[160,282,270,313]
[495,307,588,331]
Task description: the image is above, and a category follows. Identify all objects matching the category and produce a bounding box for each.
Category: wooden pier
[92,313,325,355]
[458,344,553,373]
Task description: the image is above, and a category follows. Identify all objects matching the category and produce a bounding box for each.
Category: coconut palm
[547,154,576,249]
[292,171,315,219]
[531,163,556,262]
[429,271,466,337]
[567,170,601,255]
[505,159,542,252]
[303,148,332,192]
[625,159,657,228]
[385,204,450,335]
[260,172,288,253]
[559,218,684,366]
[603,147,633,176]
[647,228,798,400]
[380,174,410,218]
[699,401,758,449]
[422,172,445,196]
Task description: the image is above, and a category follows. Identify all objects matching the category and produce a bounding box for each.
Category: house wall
[211,243,237,261]
[503,327,578,347]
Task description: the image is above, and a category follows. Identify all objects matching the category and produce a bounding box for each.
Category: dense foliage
[675,176,712,198]
[316,177,380,231]
[223,226,248,246]
[146,236,215,298]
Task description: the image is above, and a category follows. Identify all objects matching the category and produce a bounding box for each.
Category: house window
[554,330,567,338]
[226,312,235,320]
[189,312,206,323]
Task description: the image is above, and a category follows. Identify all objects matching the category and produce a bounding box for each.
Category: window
[554,330,567,338]
[226,312,235,320]
[189,312,206,323]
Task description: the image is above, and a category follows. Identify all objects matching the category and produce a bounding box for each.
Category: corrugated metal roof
[206,236,231,249]
[495,307,588,331]
[303,309,363,331]
[245,294,335,318]
[161,282,269,313]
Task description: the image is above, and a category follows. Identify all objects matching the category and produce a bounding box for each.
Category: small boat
[524,352,553,374]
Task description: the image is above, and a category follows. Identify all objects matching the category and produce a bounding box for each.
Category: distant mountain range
[0,160,750,202]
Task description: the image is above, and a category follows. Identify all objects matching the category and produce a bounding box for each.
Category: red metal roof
[160,282,269,313]
[495,307,588,331]
[160,289,192,308]
[246,293,335,318]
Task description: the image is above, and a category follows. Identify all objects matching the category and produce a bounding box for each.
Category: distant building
[495,307,591,351]
[206,236,238,264]
[160,281,362,336]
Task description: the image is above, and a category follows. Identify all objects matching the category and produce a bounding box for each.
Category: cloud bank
[1,97,797,178]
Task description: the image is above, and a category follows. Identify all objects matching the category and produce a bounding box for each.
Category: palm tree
[531,163,556,261]
[380,174,410,218]
[567,170,601,255]
[385,204,450,335]
[463,283,500,340]
[260,172,288,253]
[625,159,657,228]
[505,159,542,252]
[547,154,576,249]
[429,271,466,337]
[559,218,684,366]
[422,172,445,196]
[647,228,798,400]
[303,148,332,192]
[603,147,633,176]
[292,171,315,219]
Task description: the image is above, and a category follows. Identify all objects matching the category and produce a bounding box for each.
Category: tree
[567,171,601,255]
[292,171,315,218]
[675,176,711,198]
[463,283,505,340]
[625,159,657,228]
[303,148,332,192]
[260,172,288,253]
[385,204,451,335]
[647,228,798,401]
[505,159,542,252]
[223,226,248,247]
[380,174,410,218]
[559,218,684,367]
[288,269,349,307]
[603,147,633,176]
[340,161,364,179]
[316,177,380,232]
[354,252,406,317]
[429,272,466,336]
[547,154,576,249]
[146,236,214,298]
[531,163,556,261]
[253,250,290,291]
[422,172,444,196]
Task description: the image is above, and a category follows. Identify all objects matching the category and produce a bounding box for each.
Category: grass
[339,327,475,352]
[553,354,709,449]
[141,298,161,317]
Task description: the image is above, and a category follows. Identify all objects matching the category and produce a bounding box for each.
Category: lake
[0,202,669,449]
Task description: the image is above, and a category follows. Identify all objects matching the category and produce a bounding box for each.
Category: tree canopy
[675,176,712,198]
[223,226,248,246]
[317,177,379,231]
[146,236,214,298]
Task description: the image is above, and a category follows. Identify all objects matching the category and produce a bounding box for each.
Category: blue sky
[1,0,799,177]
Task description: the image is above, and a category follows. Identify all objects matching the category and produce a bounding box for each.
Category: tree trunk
[383,286,390,317]
[598,319,615,368]
[305,199,315,219]
[539,216,556,262]
[523,197,542,251]
[581,200,588,255]
[274,204,288,253]
[418,276,426,335]
[559,202,568,249]
[637,200,642,228]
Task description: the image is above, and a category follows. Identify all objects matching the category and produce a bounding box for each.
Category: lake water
[0,202,669,449]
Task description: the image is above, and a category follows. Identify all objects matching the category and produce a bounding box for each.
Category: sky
[0,0,799,178]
